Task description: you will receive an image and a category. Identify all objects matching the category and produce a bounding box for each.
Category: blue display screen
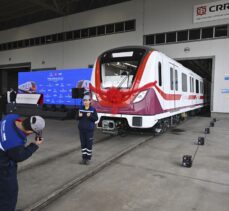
[18,68,92,105]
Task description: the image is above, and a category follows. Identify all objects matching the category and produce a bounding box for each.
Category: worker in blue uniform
[76,95,98,165]
[0,114,45,211]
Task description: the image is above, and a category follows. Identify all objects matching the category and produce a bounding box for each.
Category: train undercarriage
[97,110,201,135]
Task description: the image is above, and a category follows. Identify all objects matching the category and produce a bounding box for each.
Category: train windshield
[100,48,146,88]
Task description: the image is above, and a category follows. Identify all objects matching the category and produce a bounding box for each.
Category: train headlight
[92,92,98,101]
[133,90,148,103]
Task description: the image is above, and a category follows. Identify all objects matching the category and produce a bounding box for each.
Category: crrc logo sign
[194,1,229,22]
[196,6,207,16]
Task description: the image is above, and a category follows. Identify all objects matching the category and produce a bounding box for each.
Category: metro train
[89,46,209,134]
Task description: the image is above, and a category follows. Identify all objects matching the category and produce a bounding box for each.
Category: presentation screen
[18,68,92,105]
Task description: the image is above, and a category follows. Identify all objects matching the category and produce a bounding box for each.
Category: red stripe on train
[154,84,181,100]
[188,95,196,99]
[95,59,101,88]
[154,85,204,101]
[132,51,153,90]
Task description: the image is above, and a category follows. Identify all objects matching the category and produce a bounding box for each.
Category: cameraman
[0,114,45,211]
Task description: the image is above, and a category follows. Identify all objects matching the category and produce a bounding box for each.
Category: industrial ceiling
[0,0,130,31]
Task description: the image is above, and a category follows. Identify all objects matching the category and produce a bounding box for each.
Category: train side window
[196,79,199,93]
[190,77,192,92]
[182,73,187,92]
[192,78,194,92]
[170,68,173,90]
[158,62,162,86]
[175,69,178,90]
[200,81,203,94]
[191,77,194,92]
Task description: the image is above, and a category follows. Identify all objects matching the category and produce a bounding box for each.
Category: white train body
[90,46,207,133]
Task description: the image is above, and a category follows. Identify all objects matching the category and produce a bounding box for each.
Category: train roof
[99,45,155,56]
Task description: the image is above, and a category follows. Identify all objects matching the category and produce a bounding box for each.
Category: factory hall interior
[0,0,229,211]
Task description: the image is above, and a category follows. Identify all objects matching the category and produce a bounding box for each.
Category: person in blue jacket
[76,95,98,165]
[0,114,45,211]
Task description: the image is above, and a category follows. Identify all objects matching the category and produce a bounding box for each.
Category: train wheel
[162,119,170,133]
[154,120,169,135]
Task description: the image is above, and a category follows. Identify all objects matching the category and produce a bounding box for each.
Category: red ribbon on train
[89,81,157,113]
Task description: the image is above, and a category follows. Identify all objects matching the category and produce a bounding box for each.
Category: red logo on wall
[197,6,207,16]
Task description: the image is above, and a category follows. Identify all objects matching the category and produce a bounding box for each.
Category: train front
[90,46,160,134]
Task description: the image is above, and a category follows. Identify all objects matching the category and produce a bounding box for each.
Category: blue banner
[18,68,92,105]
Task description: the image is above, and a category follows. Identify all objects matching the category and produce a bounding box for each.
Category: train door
[169,63,178,109]
[195,79,200,105]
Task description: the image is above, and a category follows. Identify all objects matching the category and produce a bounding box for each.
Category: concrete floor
[18,119,108,172]
[16,116,229,211]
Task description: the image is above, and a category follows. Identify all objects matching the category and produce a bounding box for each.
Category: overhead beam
[52,0,60,10]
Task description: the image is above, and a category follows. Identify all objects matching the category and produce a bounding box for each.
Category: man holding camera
[0,114,45,211]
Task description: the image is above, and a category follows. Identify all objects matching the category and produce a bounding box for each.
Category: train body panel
[90,46,207,132]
